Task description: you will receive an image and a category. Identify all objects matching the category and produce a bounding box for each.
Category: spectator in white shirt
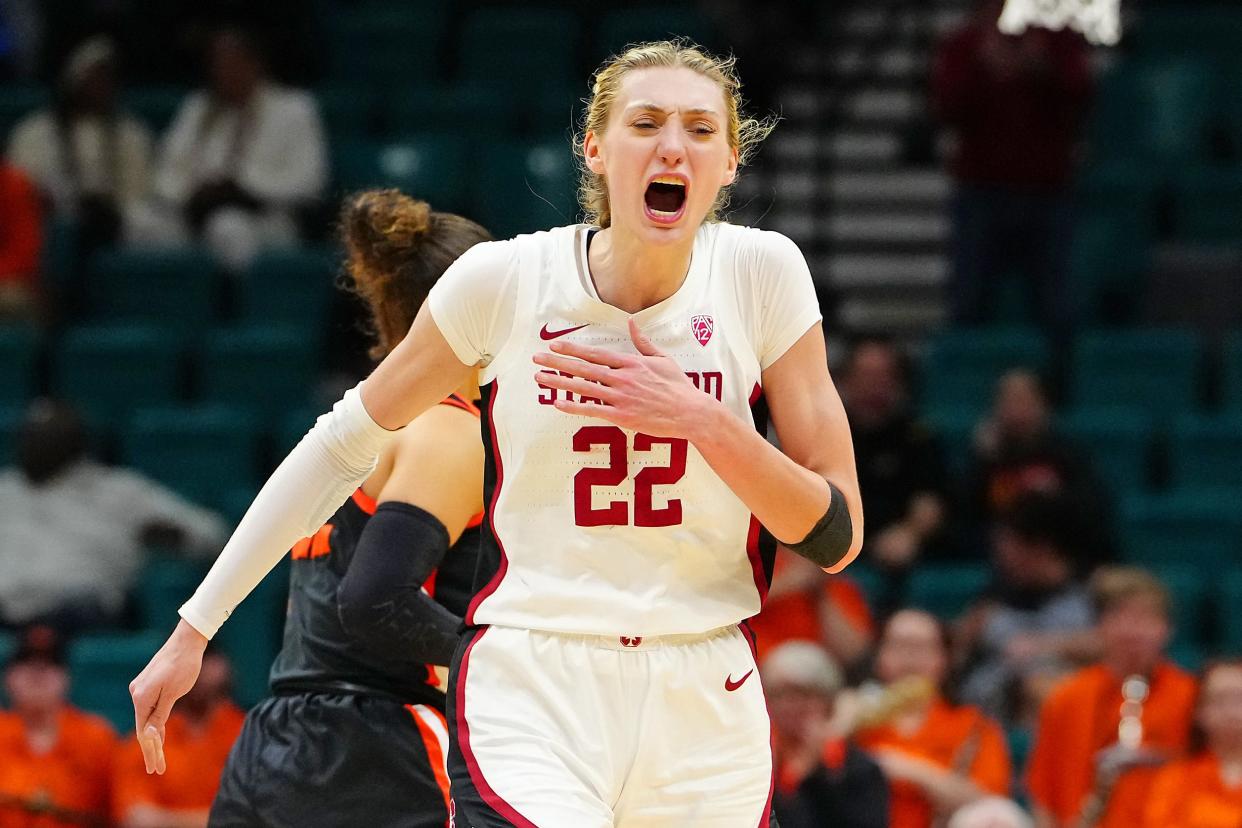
[7,36,154,253]
[132,26,327,272]
[0,399,227,631]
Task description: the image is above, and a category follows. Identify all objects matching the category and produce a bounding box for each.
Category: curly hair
[574,38,777,228]
[340,189,492,359]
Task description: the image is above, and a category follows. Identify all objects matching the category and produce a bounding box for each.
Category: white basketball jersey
[431,222,821,636]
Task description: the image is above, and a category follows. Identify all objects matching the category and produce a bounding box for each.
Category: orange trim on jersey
[351,488,378,515]
[440,394,481,417]
[407,705,451,819]
[290,524,334,560]
[465,511,484,529]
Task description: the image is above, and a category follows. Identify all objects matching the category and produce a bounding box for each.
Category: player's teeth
[652,176,684,187]
[651,207,679,216]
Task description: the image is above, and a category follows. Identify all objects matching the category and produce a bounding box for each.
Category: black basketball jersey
[268,397,482,708]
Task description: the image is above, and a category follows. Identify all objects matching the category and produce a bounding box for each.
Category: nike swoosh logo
[725,669,754,692]
[540,323,589,341]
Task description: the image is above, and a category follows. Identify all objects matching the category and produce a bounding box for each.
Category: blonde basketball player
[131,40,863,827]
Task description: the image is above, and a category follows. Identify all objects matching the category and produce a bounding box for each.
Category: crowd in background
[3,2,1242,827]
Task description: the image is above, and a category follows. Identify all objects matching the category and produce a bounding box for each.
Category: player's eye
[632,120,659,130]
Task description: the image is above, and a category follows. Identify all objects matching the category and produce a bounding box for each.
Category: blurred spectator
[1142,660,1242,827]
[948,797,1033,828]
[957,492,1098,722]
[1026,567,1198,828]
[0,399,227,630]
[839,339,950,588]
[134,25,327,272]
[856,610,1011,828]
[750,548,874,672]
[766,641,889,828]
[113,648,243,828]
[931,0,1092,332]
[7,36,153,257]
[964,370,1111,563]
[0,158,43,323]
[0,626,116,828]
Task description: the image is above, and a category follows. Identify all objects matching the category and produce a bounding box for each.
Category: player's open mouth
[643,174,688,224]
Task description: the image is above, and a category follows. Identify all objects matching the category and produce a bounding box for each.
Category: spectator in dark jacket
[932,0,1093,332]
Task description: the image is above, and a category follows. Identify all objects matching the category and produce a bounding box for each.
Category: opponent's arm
[129,304,471,775]
[336,404,485,666]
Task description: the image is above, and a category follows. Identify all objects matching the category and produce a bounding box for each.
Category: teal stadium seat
[908,564,989,619]
[276,406,323,457]
[86,247,217,334]
[1171,167,1242,245]
[1070,330,1200,420]
[0,632,13,669]
[1058,407,1154,496]
[238,248,336,338]
[316,85,380,141]
[458,8,581,92]
[920,328,1048,415]
[0,407,20,467]
[1225,333,1242,411]
[1120,491,1242,569]
[334,135,470,213]
[0,324,38,406]
[1152,564,1208,652]
[200,326,317,424]
[1131,8,1242,65]
[1170,413,1242,490]
[1222,570,1242,653]
[0,84,48,144]
[121,406,260,512]
[69,631,166,732]
[122,86,188,132]
[1088,60,1218,170]
[922,406,979,479]
[389,84,519,143]
[134,555,209,631]
[473,140,579,239]
[215,556,290,707]
[55,325,183,424]
[596,7,717,58]
[328,4,446,85]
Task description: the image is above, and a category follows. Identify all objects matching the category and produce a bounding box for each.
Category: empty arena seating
[0,324,38,408]
[54,325,185,425]
[1069,330,1201,420]
[1058,407,1154,496]
[920,327,1049,415]
[200,326,316,421]
[86,247,219,334]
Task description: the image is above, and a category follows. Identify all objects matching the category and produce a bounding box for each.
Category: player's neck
[587,225,695,314]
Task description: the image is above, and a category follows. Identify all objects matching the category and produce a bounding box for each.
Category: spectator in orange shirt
[750,547,874,671]
[0,626,116,828]
[0,160,43,322]
[856,609,1012,828]
[113,648,244,828]
[1026,567,1198,828]
[1143,659,1242,828]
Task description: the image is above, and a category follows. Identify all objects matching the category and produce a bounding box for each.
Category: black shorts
[209,691,450,828]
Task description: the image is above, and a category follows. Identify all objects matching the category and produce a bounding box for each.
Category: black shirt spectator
[840,339,951,578]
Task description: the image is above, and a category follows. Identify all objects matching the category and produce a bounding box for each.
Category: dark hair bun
[343,189,433,285]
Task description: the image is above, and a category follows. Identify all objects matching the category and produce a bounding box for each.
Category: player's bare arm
[535,316,862,570]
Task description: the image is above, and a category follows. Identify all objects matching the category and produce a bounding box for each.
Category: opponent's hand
[532,318,714,439]
[129,620,209,774]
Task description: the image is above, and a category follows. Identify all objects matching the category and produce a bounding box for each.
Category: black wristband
[785,482,854,569]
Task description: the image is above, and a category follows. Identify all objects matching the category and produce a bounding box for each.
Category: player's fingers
[535,372,619,404]
[627,318,662,357]
[553,399,622,421]
[143,723,168,775]
[532,353,615,384]
[547,339,629,368]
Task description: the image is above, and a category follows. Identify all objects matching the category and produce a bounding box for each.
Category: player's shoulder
[706,222,807,280]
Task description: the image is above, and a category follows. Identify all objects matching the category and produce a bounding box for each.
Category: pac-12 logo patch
[691,314,714,347]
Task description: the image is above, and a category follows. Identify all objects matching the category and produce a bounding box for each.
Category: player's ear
[584,130,606,176]
[721,145,738,187]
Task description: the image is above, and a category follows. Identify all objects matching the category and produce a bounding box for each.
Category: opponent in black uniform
[208,192,492,827]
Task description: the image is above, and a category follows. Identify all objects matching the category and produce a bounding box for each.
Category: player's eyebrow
[624,102,721,117]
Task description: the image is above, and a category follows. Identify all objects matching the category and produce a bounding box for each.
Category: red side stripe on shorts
[455,628,539,828]
[407,704,452,824]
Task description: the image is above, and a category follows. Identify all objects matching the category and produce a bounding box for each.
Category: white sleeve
[748,230,824,370]
[178,384,397,639]
[426,238,519,367]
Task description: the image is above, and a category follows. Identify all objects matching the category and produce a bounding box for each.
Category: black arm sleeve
[336,501,462,666]
[784,481,855,568]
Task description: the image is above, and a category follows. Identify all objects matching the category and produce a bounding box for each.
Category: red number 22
[573,426,688,527]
